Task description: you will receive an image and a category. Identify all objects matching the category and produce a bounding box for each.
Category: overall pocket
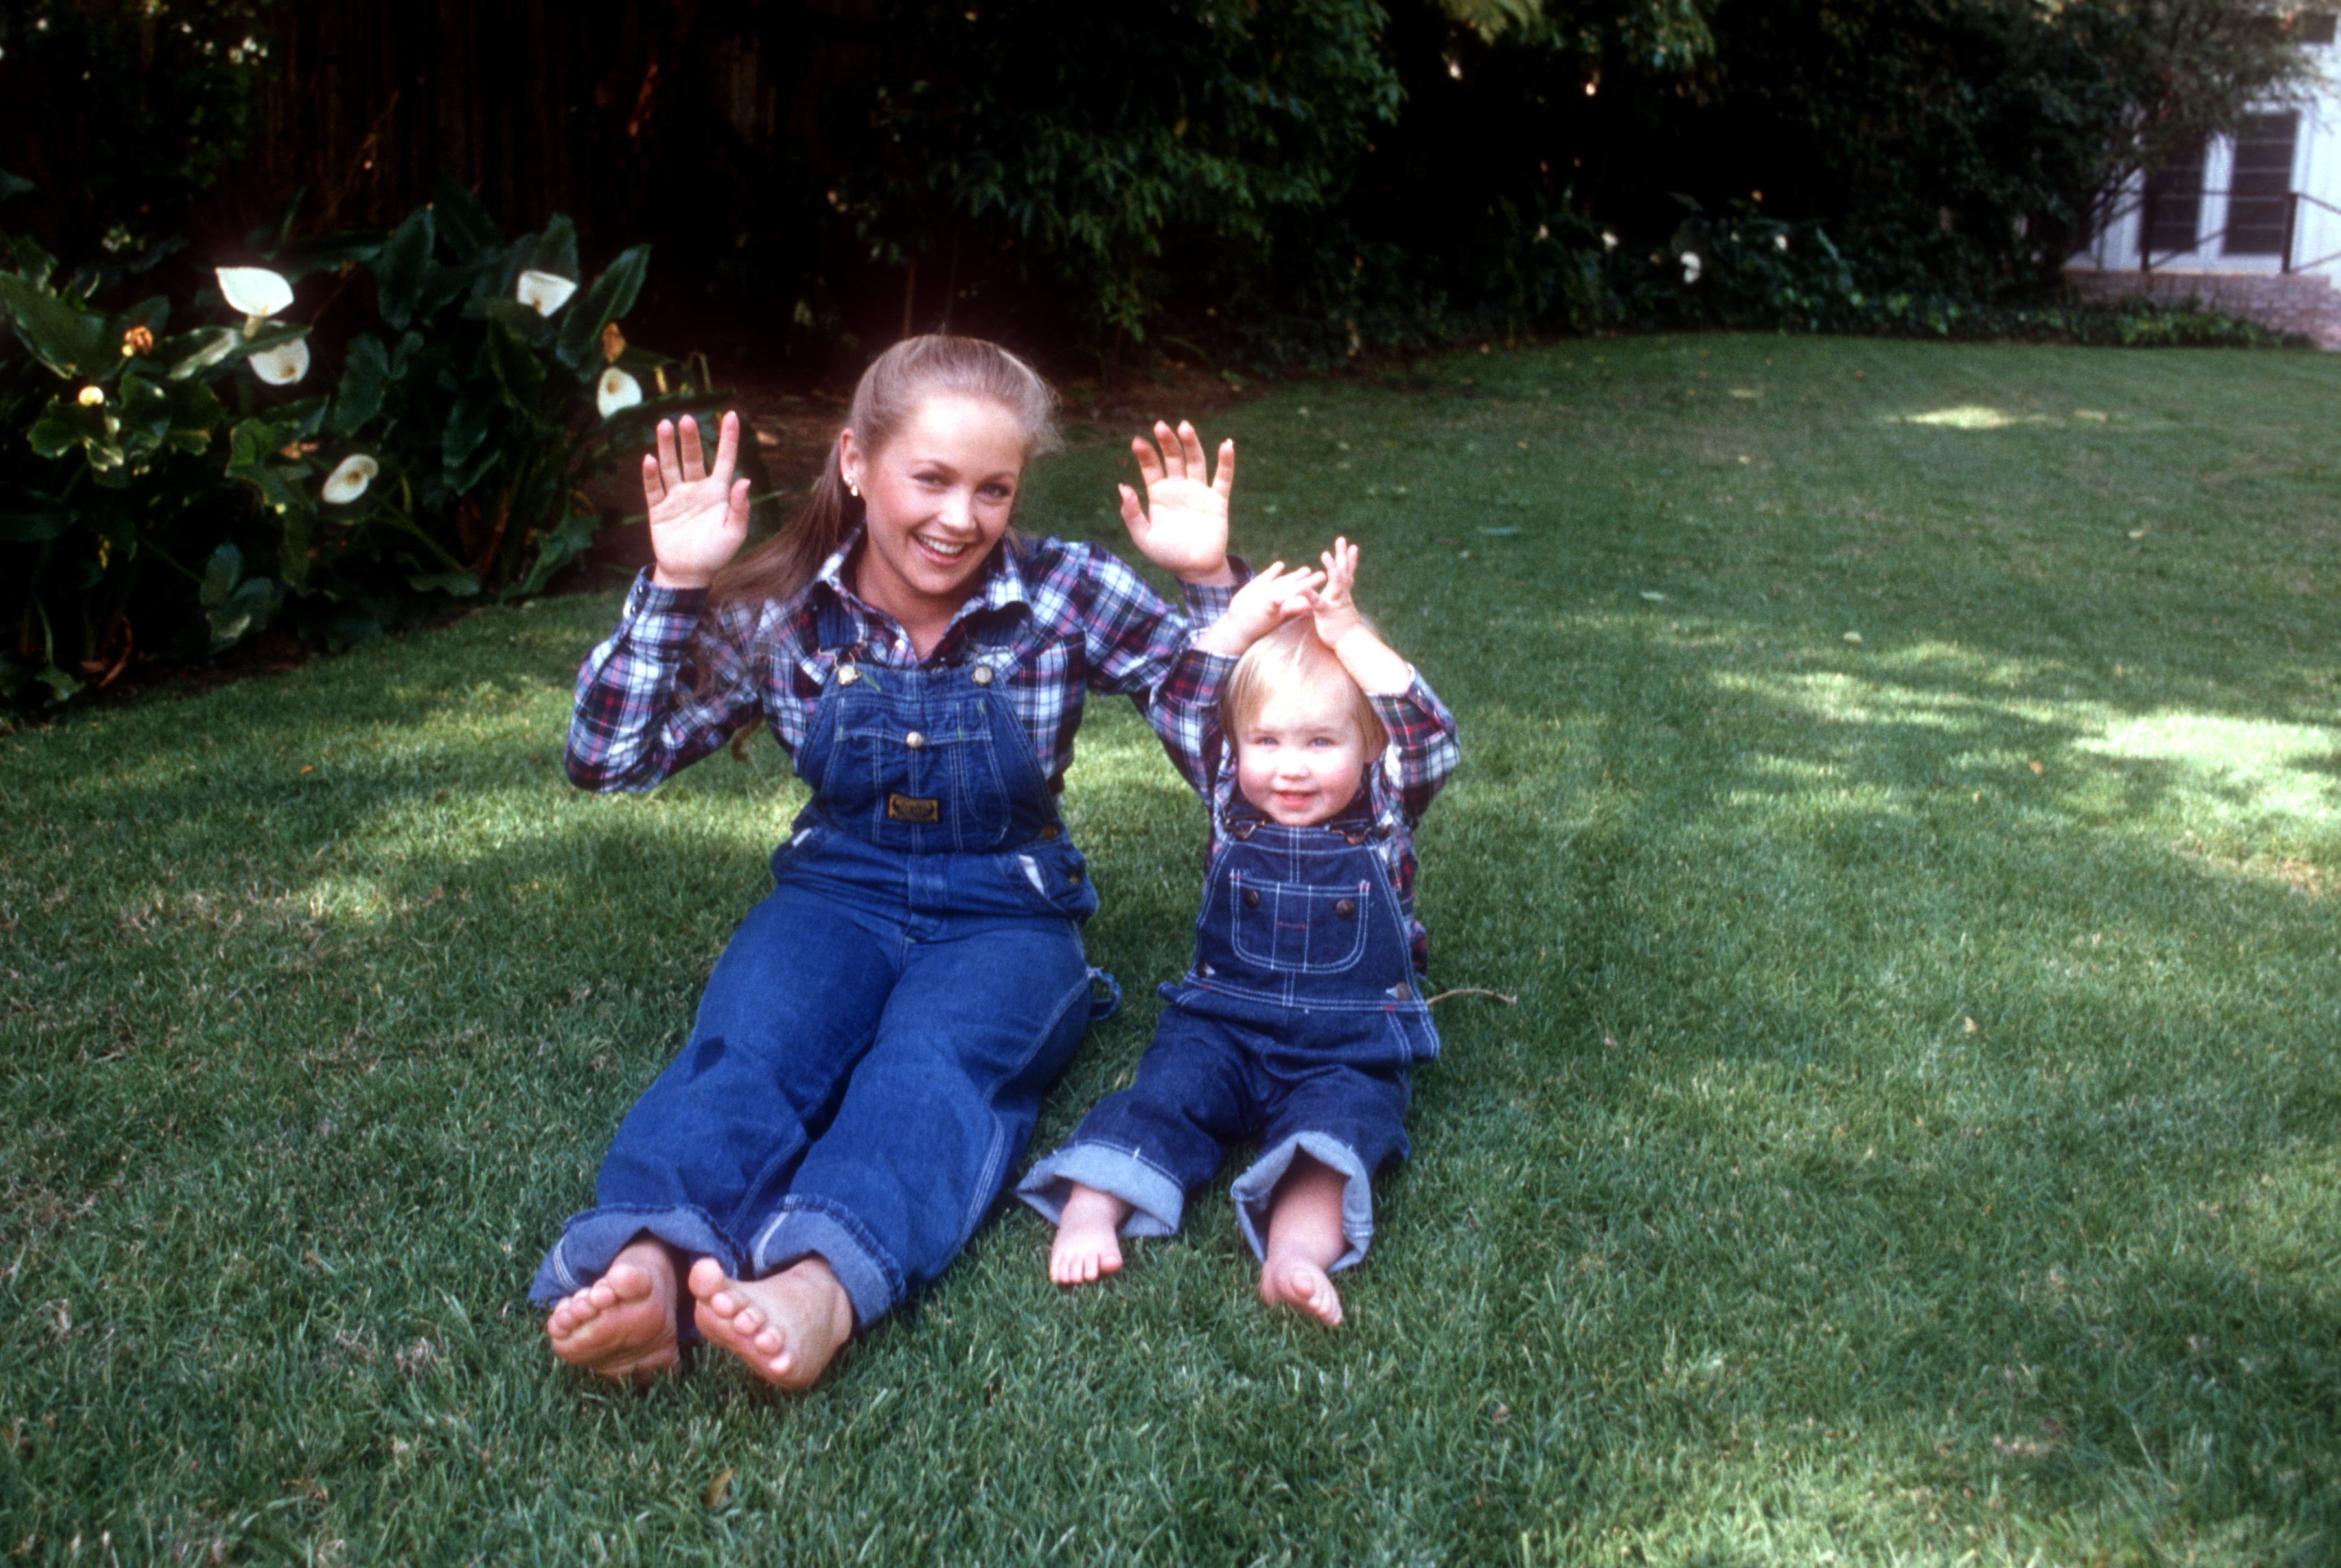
[1008,836,1099,921]
[837,702,1009,847]
[1226,871,1373,976]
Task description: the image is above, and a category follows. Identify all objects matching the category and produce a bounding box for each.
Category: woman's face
[840,393,1028,629]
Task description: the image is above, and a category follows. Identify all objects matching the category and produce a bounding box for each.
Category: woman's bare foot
[1256,1152,1350,1328]
[1260,1255,1345,1326]
[1049,1182,1133,1286]
[546,1238,682,1381]
[687,1255,855,1392]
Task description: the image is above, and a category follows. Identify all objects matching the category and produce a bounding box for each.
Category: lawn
[5,334,2339,1565]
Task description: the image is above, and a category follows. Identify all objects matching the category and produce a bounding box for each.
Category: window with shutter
[2142,140,2208,259]
[2224,113,2299,257]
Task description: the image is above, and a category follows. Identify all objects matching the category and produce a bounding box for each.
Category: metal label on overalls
[886,793,941,824]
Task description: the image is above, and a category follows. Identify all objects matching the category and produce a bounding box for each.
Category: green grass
[5,334,2340,1565]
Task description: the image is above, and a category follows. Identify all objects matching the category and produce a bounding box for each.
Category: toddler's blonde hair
[1220,619,1388,757]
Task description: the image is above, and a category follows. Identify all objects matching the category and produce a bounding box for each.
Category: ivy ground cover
[4,336,2338,1564]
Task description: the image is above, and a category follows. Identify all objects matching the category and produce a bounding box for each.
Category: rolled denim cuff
[528,1204,737,1309]
[1228,1132,1375,1273]
[747,1195,901,1330]
[1015,1142,1186,1238]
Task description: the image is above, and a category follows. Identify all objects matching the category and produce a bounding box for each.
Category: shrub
[0,175,741,709]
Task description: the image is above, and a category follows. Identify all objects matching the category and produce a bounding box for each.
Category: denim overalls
[1018,794,1439,1272]
[532,598,1109,1329]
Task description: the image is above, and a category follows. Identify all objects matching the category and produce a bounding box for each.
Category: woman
[534,336,1241,1388]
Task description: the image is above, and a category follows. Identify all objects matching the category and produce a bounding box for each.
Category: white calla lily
[596,367,643,419]
[321,454,379,505]
[1681,251,1703,284]
[216,266,294,322]
[516,270,579,317]
[249,338,311,386]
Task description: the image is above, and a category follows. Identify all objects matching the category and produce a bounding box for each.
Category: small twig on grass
[1424,987,1517,1006]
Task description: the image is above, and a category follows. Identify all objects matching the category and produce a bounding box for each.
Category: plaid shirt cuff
[1177,557,1247,627]
[1369,671,1461,818]
[620,570,711,652]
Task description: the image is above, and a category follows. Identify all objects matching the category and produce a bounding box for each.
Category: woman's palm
[644,413,753,590]
[1119,421,1233,581]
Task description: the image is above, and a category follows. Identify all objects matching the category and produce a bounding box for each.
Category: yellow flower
[77,385,105,407]
[121,325,156,357]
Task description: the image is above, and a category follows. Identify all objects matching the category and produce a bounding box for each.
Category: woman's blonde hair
[1220,619,1388,756]
[708,334,1061,610]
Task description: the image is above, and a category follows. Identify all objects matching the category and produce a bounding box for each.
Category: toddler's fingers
[1212,438,1236,497]
[678,414,706,483]
[641,452,665,507]
[1117,483,1146,530]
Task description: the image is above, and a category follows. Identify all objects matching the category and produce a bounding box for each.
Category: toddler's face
[1234,666,1372,826]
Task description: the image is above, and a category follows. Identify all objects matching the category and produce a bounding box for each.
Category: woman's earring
[846,479,860,498]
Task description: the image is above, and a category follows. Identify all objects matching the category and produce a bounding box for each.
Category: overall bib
[533,599,1109,1328]
[1017,801,1438,1273]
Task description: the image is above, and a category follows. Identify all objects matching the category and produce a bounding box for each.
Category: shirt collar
[811,527,1034,651]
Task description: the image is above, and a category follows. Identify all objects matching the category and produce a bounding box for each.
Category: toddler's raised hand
[1306,538,1365,647]
[644,412,753,591]
[1198,560,1321,658]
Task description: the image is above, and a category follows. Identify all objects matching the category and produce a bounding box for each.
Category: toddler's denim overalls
[1018,798,1439,1271]
[533,599,1109,1328]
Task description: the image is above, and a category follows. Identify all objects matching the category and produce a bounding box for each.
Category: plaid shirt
[567,532,1238,792]
[1149,647,1460,976]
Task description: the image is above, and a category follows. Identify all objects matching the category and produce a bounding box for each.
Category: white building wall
[2071,39,2341,277]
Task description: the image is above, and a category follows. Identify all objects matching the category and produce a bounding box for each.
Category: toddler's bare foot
[687,1256,854,1392]
[1049,1182,1132,1286]
[1260,1255,1344,1328]
[546,1238,681,1381]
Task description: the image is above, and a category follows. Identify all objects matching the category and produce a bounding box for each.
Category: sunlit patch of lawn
[4,334,2338,1564]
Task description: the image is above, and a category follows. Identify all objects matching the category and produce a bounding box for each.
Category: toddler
[1017,539,1459,1325]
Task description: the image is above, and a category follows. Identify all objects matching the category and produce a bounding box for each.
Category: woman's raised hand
[644,412,754,591]
[1120,421,1236,586]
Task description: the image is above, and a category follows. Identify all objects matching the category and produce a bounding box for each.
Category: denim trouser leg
[1228,1063,1411,1273]
[753,917,1094,1324]
[529,879,907,1310]
[1017,1006,1256,1238]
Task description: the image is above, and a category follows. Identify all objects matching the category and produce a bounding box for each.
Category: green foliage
[825,0,1401,355]
[0,0,279,235]
[0,176,716,709]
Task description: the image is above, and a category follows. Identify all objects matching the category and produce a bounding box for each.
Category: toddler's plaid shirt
[1147,645,1460,978]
